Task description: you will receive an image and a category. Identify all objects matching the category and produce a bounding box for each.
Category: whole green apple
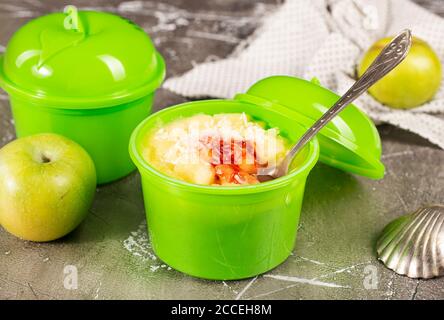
[0,133,96,242]
[359,36,442,109]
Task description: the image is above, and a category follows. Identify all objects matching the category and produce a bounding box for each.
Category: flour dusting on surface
[123,222,173,273]
[123,222,157,261]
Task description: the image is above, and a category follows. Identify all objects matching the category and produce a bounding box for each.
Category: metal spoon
[258,29,412,182]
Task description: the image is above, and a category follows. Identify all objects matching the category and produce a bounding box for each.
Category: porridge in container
[141,113,290,186]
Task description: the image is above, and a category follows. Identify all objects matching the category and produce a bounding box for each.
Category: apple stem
[41,154,51,163]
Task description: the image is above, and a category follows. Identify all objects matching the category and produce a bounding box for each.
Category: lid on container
[0,6,165,109]
[235,76,385,179]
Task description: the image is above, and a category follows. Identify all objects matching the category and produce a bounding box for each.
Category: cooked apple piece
[174,163,216,185]
[256,132,287,167]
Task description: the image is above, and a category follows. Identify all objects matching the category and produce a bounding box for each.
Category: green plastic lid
[0,7,165,108]
[235,76,385,179]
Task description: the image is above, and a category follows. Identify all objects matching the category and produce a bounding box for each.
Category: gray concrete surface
[0,0,443,300]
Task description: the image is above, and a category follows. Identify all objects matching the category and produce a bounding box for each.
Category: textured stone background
[0,0,443,299]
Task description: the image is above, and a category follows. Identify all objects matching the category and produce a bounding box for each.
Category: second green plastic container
[0,9,165,183]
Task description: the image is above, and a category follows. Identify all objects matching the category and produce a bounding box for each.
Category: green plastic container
[130,76,385,280]
[0,8,165,183]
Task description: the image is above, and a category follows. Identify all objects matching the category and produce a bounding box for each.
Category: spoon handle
[280,29,412,174]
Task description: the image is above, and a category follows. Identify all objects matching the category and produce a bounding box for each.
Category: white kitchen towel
[163,0,444,149]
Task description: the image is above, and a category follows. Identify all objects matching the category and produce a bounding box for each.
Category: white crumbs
[123,222,157,262]
[123,222,173,273]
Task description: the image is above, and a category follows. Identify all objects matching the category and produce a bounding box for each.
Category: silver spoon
[258,29,412,182]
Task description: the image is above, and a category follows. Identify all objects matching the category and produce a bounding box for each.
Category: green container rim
[129,100,320,195]
[0,53,166,109]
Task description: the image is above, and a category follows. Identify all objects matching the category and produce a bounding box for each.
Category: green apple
[0,133,96,242]
[359,36,442,109]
